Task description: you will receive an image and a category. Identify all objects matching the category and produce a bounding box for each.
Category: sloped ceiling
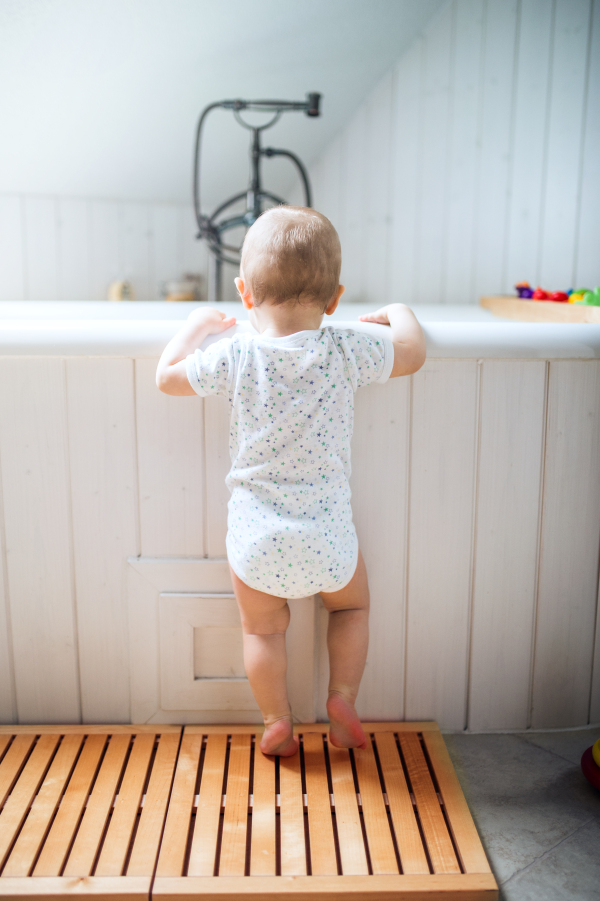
[0,0,444,209]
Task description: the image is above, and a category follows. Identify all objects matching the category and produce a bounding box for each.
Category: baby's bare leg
[319,550,370,750]
[229,567,298,756]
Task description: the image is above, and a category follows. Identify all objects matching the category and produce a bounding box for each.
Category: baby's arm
[359,303,426,377]
[156,307,236,395]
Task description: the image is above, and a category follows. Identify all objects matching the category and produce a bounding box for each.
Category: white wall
[0,194,208,301]
[305,0,600,304]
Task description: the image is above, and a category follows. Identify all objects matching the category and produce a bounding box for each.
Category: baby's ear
[235,277,254,309]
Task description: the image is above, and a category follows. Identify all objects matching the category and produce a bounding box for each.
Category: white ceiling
[0,0,444,209]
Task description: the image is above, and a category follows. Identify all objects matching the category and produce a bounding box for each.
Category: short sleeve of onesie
[332,328,394,391]
[186,339,234,397]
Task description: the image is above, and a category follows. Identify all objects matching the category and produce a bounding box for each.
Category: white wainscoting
[0,333,598,730]
[301,0,600,304]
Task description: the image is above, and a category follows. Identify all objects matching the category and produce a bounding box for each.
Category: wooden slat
[0,738,11,765]
[398,733,459,874]
[154,872,499,898]
[219,735,251,877]
[94,733,155,876]
[63,734,131,877]
[327,745,368,876]
[188,734,228,877]
[0,736,35,808]
[0,726,181,735]
[352,741,397,875]
[3,734,83,877]
[33,735,107,876]
[422,730,492,875]
[302,733,337,876]
[0,875,151,899]
[0,735,59,870]
[248,747,275,876]
[127,732,180,876]
[374,732,429,875]
[182,723,441,736]
[279,748,306,877]
[155,733,202,877]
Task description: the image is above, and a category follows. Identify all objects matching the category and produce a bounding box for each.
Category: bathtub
[0,301,598,731]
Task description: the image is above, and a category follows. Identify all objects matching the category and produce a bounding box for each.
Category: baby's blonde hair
[240,206,341,310]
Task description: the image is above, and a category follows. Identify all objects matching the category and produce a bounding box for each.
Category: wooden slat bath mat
[0,723,497,900]
[0,725,180,900]
[154,723,497,900]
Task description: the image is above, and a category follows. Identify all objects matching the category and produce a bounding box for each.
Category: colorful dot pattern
[187,327,393,598]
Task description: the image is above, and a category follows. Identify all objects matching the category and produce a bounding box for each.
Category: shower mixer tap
[192,93,321,303]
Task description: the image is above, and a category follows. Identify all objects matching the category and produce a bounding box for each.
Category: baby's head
[237,206,342,314]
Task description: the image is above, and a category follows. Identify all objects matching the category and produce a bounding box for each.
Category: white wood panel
[350,377,410,720]
[136,359,205,557]
[405,361,478,730]
[472,0,519,298]
[339,104,368,301]
[89,199,120,301]
[23,196,59,300]
[119,202,152,301]
[181,205,209,299]
[152,204,184,300]
[66,358,138,722]
[468,362,546,731]
[364,73,394,303]
[203,395,231,557]
[0,196,24,300]
[57,198,90,300]
[387,40,423,304]
[0,482,16,722]
[575,0,600,288]
[539,0,592,288]
[443,0,485,304]
[591,574,600,722]
[414,1,453,303]
[0,359,80,722]
[504,0,554,291]
[532,361,600,727]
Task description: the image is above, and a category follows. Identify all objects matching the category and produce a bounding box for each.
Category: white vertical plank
[387,40,423,304]
[0,195,25,300]
[405,361,478,730]
[591,575,600,723]
[0,485,16,722]
[119,202,152,301]
[364,72,394,303]
[152,204,184,300]
[539,0,592,288]
[532,361,600,727]
[339,104,368,302]
[444,0,485,304]
[350,377,410,720]
[472,0,519,298]
[89,199,120,301]
[136,358,205,557]
[504,0,554,291]
[287,597,316,723]
[181,205,209,299]
[468,362,546,731]
[0,359,80,723]
[127,565,161,724]
[414,1,453,304]
[57,198,90,300]
[23,196,59,300]
[574,0,600,288]
[203,395,231,557]
[65,358,139,722]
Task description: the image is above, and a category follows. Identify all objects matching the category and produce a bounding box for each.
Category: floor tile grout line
[499,817,597,888]
[512,731,595,769]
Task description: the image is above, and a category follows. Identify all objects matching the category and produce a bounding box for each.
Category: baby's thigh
[319,549,370,612]
[229,565,290,634]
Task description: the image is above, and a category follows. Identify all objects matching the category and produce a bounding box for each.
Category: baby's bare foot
[260,718,299,757]
[327,692,368,750]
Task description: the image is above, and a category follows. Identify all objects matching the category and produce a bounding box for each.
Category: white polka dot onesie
[187,326,394,598]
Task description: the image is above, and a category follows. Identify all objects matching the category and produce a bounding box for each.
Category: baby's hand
[187,306,236,334]
[358,305,395,325]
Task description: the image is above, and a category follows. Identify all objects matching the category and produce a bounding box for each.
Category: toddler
[156,207,425,756]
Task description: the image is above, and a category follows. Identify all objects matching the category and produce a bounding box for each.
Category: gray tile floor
[443,728,600,901]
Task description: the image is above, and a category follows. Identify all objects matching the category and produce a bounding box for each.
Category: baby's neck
[250,303,325,337]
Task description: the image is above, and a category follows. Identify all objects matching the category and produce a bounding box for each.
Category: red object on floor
[549,291,569,302]
[581,746,600,789]
[532,287,549,300]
